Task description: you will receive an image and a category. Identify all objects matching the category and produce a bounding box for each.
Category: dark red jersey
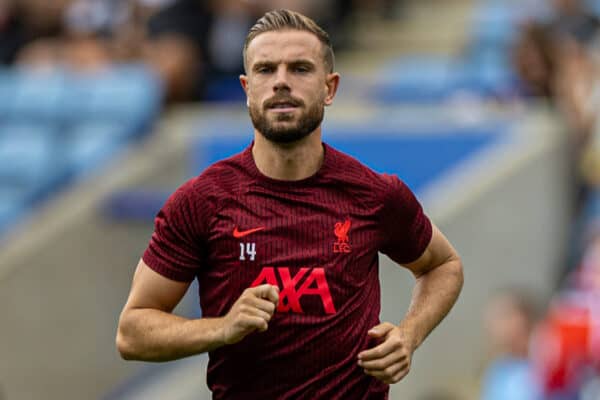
[143,143,432,399]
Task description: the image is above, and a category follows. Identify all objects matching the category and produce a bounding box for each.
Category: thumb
[368,322,395,338]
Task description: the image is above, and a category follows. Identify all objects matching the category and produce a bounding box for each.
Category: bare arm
[358,223,463,383]
[397,223,464,349]
[116,259,279,362]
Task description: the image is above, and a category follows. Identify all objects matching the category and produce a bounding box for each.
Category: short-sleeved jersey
[143,143,432,400]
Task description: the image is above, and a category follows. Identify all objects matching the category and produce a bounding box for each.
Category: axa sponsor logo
[251,267,336,314]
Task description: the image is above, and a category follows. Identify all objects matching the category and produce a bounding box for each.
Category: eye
[256,66,274,74]
[293,66,310,73]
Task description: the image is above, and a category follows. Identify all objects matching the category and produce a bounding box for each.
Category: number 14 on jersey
[239,242,257,261]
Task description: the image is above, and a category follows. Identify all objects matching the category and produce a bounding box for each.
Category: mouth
[266,100,300,113]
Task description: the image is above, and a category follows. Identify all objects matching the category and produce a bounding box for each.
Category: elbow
[116,314,141,361]
[116,329,136,361]
[452,255,464,291]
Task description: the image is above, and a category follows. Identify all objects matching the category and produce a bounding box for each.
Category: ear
[324,72,340,106]
[240,74,249,106]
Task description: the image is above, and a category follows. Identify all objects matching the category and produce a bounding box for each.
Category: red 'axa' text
[250,267,336,314]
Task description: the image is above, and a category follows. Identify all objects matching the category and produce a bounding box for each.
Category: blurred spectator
[145,0,355,101]
[0,0,27,64]
[0,0,69,65]
[531,292,600,399]
[481,288,543,400]
[2,0,381,101]
[512,23,557,98]
[551,0,600,44]
[513,0,600,100]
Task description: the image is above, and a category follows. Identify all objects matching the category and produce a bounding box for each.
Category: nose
[273,66,291,92]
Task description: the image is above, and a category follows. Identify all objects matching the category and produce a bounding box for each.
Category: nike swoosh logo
[233,226,265,238]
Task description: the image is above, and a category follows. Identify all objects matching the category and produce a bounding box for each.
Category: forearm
[116,308,225,362]
[400,257,463,349]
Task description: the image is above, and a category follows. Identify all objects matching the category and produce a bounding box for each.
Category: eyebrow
[252,59,316,71]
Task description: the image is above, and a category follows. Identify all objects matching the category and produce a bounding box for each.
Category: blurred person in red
[530,229,600,399]
[116,9,464,399]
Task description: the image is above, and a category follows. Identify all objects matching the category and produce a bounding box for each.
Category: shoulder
[194,149,250,189]
[167,150,249,210]
[324,144,408,204]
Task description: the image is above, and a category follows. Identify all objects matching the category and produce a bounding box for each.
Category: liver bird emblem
[333,219,352,253]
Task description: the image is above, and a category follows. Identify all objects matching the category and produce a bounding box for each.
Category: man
[116,9,463,399]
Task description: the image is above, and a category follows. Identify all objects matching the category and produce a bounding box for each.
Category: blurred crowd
[8,0,600,398]
[513,0,600,200]
[0,0,394,102]
[483,1,600,398]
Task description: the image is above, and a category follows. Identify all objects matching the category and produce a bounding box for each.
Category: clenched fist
[221,284,279,345]
[357,322,416,384]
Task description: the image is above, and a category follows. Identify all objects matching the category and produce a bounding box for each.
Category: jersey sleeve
[379,175,432,264]
[142,179,209,282]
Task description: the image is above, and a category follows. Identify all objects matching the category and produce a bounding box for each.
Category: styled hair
[243,9,335,73]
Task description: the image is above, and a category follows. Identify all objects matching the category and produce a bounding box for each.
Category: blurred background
[2,0,600,399]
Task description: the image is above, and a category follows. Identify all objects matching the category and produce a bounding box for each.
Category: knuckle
[390,335,403,346]
[238,304,249,314]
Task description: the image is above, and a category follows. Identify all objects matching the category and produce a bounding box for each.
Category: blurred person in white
[480,288,542,400]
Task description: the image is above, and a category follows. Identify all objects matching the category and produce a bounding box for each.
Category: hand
[357,322,415,384]
[221,284,279,345]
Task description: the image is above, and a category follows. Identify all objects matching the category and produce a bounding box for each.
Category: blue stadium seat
[66,64,163,135]
[8,68,68,122]
[0,69,16,120]
[63,121,132,177]
[0,65,163,239]
[0,123,70,203]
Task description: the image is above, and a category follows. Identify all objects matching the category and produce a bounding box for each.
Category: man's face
[241,30,338,144]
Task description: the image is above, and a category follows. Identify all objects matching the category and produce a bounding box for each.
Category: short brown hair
[243,9,335,73]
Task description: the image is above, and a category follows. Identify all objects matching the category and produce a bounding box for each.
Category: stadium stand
[0,65,162,238]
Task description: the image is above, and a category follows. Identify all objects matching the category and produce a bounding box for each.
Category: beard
[249,95,324,144]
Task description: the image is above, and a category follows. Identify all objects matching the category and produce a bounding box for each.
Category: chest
[206,190,381,267]
[198,189,384,316]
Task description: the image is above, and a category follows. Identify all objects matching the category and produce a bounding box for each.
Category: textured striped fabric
[143,142,432,399]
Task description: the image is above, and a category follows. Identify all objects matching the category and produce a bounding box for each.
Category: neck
[252,129,324,181]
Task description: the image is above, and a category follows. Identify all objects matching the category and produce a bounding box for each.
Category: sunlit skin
[240,30,339,139]
[239,30,340,181]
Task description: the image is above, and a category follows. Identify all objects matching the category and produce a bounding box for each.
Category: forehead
[246,30,323,65]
